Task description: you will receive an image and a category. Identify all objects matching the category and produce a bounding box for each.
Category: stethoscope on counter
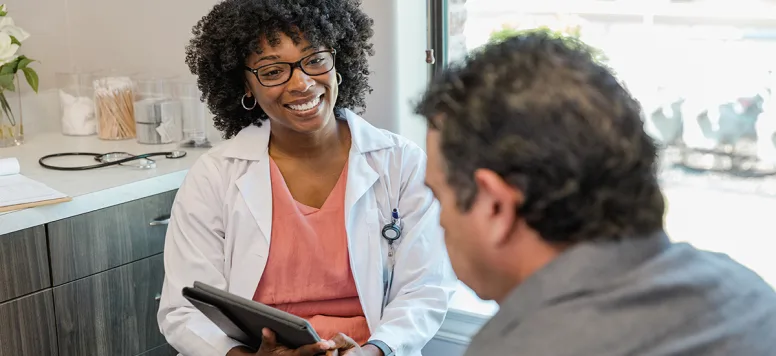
[380,208,403,317]
[38,151,187,171]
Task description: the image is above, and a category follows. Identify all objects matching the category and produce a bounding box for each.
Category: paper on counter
[0,157,69,209]
[0,174,68,208]
[0,157,21,176]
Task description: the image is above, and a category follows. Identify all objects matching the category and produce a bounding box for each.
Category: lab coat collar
[222,108,395,160]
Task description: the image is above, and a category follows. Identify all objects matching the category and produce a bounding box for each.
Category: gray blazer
[465,231,776,356]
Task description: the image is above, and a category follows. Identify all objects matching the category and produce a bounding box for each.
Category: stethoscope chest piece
[99,152,156,169]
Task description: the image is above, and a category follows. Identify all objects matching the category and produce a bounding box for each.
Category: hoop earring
[336,73,343,85]
[241,93,257,110]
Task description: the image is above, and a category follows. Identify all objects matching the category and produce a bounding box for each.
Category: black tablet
[182,281,322,351]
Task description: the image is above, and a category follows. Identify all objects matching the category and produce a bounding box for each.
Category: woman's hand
[328,334,384,356]
[259,328,337,356]
[226,345,258,356]
[227,328,337,356]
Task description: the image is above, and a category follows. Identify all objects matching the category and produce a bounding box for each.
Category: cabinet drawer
[0,289,58,356]
[136,343,178,356]
[53,254,167,356]
[48,190,177,284]
[0,226,50,303]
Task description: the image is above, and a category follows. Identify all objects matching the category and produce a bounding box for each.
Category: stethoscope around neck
[38,151,187,171]
[380,208,402,317]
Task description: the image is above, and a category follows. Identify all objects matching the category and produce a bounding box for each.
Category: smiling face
[244,33,338,134]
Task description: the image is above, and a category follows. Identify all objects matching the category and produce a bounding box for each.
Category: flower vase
[0,75,23,148]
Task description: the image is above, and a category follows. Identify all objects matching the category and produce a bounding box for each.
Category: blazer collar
[222,109,395,160]
[499,230,672,325]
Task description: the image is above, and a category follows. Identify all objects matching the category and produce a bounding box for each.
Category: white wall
[361,0,431,148]
[4,0,221,137]
[4,0,215,90]
[6,0,429,147]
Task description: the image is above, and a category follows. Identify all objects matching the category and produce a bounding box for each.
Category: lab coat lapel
[342,109,390,214]
[344,148,381,330]
[235,160,273,245]
[226,124,273,245]
[344,152,378,220]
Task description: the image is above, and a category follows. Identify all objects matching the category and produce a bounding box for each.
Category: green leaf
[0,64,14,76]
[0,57,20,75]
[0,92,16,126]
[0,73,15,91]
[0,11,8,17]
[21,67,38,93]
[9,36,19,46]
[16,56,33,69]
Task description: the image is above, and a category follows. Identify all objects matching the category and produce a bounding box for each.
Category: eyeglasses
[245,49,337,87]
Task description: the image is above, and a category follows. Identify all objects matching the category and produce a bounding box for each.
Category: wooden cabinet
[0,190,177,356]
[53,251,167,356]
[48,190,177,285]
[137,343,179,356]
[0,290,59,356]
[0,226,50,303]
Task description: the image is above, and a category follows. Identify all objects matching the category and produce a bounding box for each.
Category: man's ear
[472,169,524,246]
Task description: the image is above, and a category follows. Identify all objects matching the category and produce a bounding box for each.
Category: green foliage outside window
[487,25,608,64]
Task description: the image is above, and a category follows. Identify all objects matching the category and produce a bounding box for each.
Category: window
[433,0,776,289]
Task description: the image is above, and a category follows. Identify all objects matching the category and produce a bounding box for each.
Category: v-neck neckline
[269,157,349,213]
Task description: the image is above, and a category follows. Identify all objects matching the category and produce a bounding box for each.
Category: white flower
[0,5,6,14]
[0,32,19,65]
[0,16,29,42]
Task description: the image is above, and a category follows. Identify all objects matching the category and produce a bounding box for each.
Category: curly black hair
[185,0,374,138]
[415,30,665,244]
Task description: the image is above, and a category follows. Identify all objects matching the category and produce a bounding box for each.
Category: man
[414,31,776,355]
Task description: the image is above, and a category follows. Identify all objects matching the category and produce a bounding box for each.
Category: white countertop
[0,132,211,235]
[0,131,496,339]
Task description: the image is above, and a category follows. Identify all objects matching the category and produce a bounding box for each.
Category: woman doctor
[157,0,456,355]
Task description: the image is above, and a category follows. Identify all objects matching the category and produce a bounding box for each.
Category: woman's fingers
[259,328,342,356]
[297,339,336,356]
[328,333,358,350]
[259,328,278,351]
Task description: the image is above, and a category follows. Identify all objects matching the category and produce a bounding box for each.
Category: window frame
[428,0,449,80]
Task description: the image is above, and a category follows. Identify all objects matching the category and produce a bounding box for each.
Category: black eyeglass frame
[244,49,337,87]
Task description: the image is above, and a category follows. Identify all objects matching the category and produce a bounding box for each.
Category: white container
[56,72,96,136]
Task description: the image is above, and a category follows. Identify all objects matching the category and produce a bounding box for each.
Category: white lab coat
[157,109,457,356]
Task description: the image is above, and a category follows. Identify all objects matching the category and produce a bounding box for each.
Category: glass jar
[172,78,211,148]
[133,74,172,100]
[56,72,97,136]
[93,74,136,140]
[133,75,182,144]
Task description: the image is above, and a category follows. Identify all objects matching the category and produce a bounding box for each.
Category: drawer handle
[150,214,171,226]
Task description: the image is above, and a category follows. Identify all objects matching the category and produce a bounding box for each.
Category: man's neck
[492,235,567,304]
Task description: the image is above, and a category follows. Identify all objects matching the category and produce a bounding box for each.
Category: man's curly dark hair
[185,0,374,139]
[414,30,665,244]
